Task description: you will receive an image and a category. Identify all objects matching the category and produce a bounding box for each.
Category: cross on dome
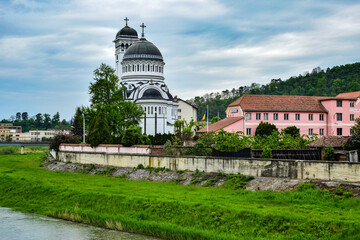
[124,17,129,26]
[140,23,146,38]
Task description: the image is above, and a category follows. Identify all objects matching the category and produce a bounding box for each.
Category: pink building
[198,91,360,136]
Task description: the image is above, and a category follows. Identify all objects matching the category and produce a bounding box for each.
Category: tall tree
[72,107,84,137]
[35,113,43,129]
[16,112,21,121]
[43,113,51,129]
[52,112,60,128]
[22,112,28,121]
[86,63,144,142]
[87,111,111,147]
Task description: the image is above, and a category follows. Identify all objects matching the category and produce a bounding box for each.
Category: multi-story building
[174,97,198,123]
[198,91,360,136]
[0,123,22,133]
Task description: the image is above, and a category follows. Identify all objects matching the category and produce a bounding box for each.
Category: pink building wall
[225,97,360,136]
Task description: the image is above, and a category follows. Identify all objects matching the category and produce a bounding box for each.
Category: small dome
[141,89,163,99]
[116,26,138,39]
[123,38,163,61]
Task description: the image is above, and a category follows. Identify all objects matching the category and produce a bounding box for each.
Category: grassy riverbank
[1,153,360,239]
[0,146,48,155]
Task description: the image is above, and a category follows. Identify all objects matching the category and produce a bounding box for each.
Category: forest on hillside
[190,62,360,121]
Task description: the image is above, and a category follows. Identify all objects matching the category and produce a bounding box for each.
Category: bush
[49,134,81,152]
[148,133,174,145]
[255,122,278,137]
[344,135,360,150]
[122,125,150,147]
[283,126,300,137]
[324,146,336,161]
[260,147,272,158]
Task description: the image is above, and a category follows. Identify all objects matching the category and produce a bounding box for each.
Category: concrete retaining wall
[58,151,360,182]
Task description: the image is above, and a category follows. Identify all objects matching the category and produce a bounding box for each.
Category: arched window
[151,107,153,114]
[155,107,157,113]
[125,43,129,49]
[132,65,135,71]
[148,107,150,114]
[137,64,139,71]
[148,65,150,71]
[142,64,145,71]
[159,107,161,114]
[121,43,124,51]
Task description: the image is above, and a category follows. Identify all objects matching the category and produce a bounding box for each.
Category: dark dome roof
[116,26,138,39]
[141,89,163,99]
[123,38,163,61]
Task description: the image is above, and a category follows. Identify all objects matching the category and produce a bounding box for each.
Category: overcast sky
[1,0,360,121]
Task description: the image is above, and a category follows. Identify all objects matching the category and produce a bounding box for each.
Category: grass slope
[1,153,360,239]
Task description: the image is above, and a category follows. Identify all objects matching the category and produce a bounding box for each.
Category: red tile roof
[307,136,350,148]
[197,117,243,133]
[228,95,328,112]
[336,91,360,99]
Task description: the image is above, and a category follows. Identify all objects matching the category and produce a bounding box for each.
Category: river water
[0,207,159,240]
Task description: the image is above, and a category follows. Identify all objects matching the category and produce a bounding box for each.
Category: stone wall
[58,150,360,182]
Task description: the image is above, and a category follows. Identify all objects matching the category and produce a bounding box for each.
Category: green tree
[35,113,43,129]
[21,112,28,121]
[255,122,278,137]
[350,117,360,136]
[283,126,300,137]
[211,116,221,124]
[43,114,51,129]
[52,112,60,128]
[86,63,144,143]
[121,125,150,147]
[87,111,112,147]
[72,107,84,137]
[16,112,21,121]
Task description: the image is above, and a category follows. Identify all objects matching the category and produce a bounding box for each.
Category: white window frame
[264,113,268,120]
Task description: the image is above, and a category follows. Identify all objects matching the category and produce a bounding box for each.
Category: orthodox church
[113,18,178,135]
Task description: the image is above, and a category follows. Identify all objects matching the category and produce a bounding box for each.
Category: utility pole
[82,113,85,143]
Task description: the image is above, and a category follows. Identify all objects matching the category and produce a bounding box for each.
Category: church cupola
[113,17,139,76]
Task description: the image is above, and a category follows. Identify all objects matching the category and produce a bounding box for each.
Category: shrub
[50,134,81,152]
[283,126,300,137]
[324,146,335,161]
[344,135,360,150]
[122,125,150,147]
[148,133,174,145]
[255,122,278,137]
[260,147,272,158]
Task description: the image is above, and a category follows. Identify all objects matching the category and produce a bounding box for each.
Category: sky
[1,0,360,121]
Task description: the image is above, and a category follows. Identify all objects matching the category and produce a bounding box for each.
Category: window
[151,107,153,114]
[309,129,313,135]
[155,107,157,113]
[336,113,342,121]
[159,107,161,114]
[273,113,278,120]
[337,128,342,136]
[178,109,181,112]
[295,114,300,120]
[284,113,289,120]
[264,113,268,120]
[256,113,261,120]
[178,116,181,119]
[308,114,313,121]
[337,100,342,107]
[148,107,150,114]
[350,114,355,121]
[246,128,251,135]
[319,114,324,121]
[319,129,324,136]
[246,113,251,120]
[148,65,150,71]
[350,101,355,107]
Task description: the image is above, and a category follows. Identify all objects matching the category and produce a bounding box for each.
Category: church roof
[123,38,163,61]
[116,26,138,39]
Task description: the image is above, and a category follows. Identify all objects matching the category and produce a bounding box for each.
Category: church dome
[116,26,138,39]
[123,38,163,61]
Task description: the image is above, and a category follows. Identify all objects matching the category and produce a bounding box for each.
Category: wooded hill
[190,62,360,121]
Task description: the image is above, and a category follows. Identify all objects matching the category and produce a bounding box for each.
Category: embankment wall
[58,150,360,182]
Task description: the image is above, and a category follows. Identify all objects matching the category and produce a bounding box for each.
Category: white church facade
[114,19,178,135]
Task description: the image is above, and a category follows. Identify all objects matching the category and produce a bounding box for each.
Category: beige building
[0,129,70,142]
[174,97,198,123]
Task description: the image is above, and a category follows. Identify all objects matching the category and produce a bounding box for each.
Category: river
[0,207,159,240]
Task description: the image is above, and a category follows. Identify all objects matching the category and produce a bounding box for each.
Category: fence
[252,149,321,160]
[164,146,251,158]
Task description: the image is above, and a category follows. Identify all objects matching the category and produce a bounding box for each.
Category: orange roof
[336,91,360,99]
[197,117,243,133]
[307,136,350,148]
[229,95,327,112]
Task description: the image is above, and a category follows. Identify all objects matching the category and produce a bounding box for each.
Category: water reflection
[0,207,159,240]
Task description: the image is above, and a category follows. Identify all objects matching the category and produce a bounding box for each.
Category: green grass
[0,146,49,155]
[1,153,360,239]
